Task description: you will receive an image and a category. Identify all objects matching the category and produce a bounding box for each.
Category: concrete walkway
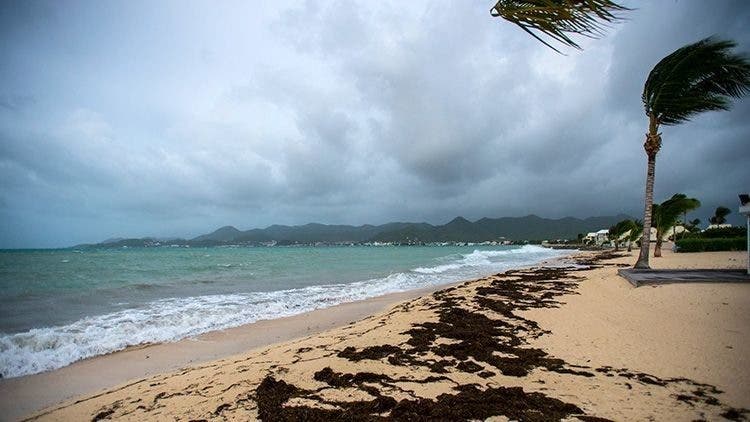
[618,268,750,287]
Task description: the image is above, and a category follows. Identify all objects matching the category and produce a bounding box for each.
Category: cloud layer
[1,0,749,247]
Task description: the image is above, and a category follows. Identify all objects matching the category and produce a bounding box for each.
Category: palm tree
[626,219,642,252]
[709,206,731,225]
[489,0,629,52]
[651,194,701,257]
[634,37,750,269]
[609,219,634,251]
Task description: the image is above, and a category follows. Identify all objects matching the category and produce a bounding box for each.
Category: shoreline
[0,280,466,421]
[0,247,573,420]
[7,248,750,421]
[1,244,567,380]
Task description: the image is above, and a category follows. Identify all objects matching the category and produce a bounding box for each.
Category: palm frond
[627,219,643,242]
[652,194,701,233]
[643,37,750,126]
[490,0,630,52]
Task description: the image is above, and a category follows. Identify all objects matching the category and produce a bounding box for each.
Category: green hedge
[675,237,747,252]
[699,227,747,238]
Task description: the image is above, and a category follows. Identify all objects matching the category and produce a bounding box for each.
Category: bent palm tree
[490,0,630,52]
[609,219,634,251]
[634,37,750,269]
[651,194,701,257]
[626,219,642,252]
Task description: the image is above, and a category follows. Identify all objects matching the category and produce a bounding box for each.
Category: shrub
[700,226,746,238]
[675,237,747,252]
[678,232,700,240]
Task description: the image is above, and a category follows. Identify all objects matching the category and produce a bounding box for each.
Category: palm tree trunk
[654,236,662,257]
[635,116,661,269]
[635,153,656,268]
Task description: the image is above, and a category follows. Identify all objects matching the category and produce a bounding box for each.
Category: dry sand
[5,247,750,421]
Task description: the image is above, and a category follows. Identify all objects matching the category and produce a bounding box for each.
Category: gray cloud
[1,0,749,248]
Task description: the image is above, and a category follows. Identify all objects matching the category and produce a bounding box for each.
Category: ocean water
[0,245,567,378]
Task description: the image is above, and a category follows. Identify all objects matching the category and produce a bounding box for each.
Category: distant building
[595,229,609,245]
[583,229,610,246]
[665,225,688,241]
[642,225,690,242]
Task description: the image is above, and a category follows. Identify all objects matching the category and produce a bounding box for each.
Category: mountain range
[79,214,632,248]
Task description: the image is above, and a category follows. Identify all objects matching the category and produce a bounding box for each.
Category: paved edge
[618,268,750,287]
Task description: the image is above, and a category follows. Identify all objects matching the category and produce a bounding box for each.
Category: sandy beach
[0,285,456,421]
[5,247,750,421]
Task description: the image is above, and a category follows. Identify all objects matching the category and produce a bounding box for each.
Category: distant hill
[100,237,124,244]
[192,226,242,243]
[369,214,633,243]
[81,214,632,248]
[189,222,418,245]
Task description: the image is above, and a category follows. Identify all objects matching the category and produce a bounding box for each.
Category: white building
[583,229,611,246]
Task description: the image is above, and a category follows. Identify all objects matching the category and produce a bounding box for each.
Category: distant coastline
[73,213,633,249]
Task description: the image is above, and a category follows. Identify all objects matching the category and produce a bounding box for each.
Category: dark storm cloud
[0,0,748,248]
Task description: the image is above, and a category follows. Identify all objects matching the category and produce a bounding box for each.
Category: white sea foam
[413,245,551,274]
[0,245,567,378]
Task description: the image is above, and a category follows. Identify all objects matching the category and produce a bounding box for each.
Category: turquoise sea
[0,245,567,378]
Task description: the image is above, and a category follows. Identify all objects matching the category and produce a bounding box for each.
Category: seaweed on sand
[256,370,587,422]
[253,254,624,421]
[87,252,746,421]
[247,251,741,421]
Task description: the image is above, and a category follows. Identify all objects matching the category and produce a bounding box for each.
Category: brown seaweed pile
[256,370,587,422]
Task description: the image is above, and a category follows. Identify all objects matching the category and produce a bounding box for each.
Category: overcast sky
[1,1,749,248]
